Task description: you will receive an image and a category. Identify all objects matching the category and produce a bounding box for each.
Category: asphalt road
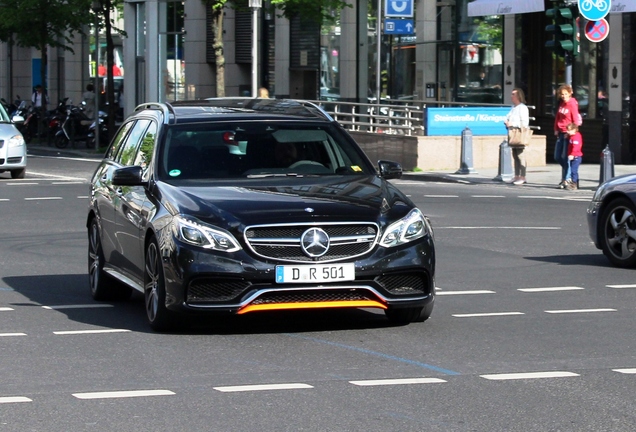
[0,155,635,431]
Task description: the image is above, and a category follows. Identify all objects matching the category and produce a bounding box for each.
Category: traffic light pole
[565,52,572,86]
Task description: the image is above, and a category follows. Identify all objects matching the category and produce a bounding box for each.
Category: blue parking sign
[385,0,414,17]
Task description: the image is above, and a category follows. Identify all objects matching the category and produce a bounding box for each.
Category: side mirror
[378,160,403,180]
[12,115,25,124]
[112,165,145,186]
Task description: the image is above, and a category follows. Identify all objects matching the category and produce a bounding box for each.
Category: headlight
[173,215,241,252]
[8,134,25,148]
[380,208,431,247]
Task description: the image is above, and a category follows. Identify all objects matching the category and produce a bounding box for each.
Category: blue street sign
[578,0,611,21]
[384,19,414,35]
[385,0,414,17]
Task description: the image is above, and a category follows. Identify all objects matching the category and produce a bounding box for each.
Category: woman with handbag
[504,88,530,185]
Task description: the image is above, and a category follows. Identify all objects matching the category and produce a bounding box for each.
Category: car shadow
[2,274,401,335]
[524,254,615,267]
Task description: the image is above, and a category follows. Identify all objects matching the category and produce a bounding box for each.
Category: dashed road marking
[0,307,14,311]
[214,383,313,393]
[453,312,524,318]
[613,369,636,374]
[349,378,446,386]
[437,290,495,296]
[607,284,636,289]
[53,329,131,335]
[545,308,616,314]
[73,389,175,400]
[43,304,114,310]
[518,286,584,292]
[424,195,459,198]
[481,371,579,380]
[0,396,32,404]
[0,333,27,337]
[24,197,63,201]
[471,195,505,198]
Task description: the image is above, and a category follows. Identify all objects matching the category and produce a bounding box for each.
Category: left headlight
[173,215,242,252]
[380,208,432,248]
[8,134,25,148]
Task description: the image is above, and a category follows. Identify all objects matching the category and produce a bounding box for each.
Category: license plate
[275,263,355,284]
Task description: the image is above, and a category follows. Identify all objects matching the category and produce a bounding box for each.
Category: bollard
[599,144,615,184]
[493,139,514,182]
[455,127,477,174]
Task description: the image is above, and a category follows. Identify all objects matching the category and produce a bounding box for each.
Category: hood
[156,175,414,228]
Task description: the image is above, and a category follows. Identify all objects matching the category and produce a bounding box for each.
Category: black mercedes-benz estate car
[87,98,435,331]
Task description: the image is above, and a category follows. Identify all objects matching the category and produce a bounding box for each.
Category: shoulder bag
[508,127,533,146]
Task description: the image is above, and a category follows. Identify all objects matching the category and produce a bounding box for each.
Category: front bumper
[161,235,435,315]
[587,200,602,249]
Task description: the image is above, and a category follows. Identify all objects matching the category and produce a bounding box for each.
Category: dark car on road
[587,174,636,267]
[87,98,435,331]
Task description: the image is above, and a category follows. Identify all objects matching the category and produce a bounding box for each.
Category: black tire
[144,239,179,332]
[600,198,636,268]
[385,301,434,325]
[54,134,69,149]
[88,218,132,301]
[10,168,25,179]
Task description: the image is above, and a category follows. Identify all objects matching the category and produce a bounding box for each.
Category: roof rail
[134,102,173,124]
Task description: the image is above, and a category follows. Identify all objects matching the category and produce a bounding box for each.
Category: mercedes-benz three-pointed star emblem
[300,228,330,258]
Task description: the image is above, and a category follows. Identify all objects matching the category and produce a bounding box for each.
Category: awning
[467,0,544,17]
[611,1,636,13]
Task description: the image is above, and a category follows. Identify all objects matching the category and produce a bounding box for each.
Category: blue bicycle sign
[578,0,611,21]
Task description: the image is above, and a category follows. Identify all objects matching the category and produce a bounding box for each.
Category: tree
[0,0,92,108]
[204,0,350,97]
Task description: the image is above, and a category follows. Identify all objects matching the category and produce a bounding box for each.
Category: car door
[92,121,136,264]
[112,119,156,282]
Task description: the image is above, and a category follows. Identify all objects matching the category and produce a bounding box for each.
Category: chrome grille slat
[244,222,379,263]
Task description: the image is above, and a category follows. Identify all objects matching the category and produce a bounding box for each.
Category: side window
[118,119,151,166]
[105,121,135,160]
[133,121,158,180]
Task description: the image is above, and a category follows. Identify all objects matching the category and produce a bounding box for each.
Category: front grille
[250,289,376,305]
[375,273,428,295]
[244,222,378,263]
[186,278,251,302]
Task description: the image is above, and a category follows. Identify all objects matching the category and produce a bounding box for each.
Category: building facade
[0,0,634,163]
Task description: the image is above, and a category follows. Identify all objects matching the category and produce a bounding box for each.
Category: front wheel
[54,133,69,149]
[144,239,179,332]
[600,198,636,268]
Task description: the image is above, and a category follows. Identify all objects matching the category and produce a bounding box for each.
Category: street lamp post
[92,1,100,150]
[249,0,262,97]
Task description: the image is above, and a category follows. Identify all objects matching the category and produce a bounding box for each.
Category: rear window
[157,122,374,181]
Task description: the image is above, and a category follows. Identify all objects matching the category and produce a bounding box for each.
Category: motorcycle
[54,100,104,149]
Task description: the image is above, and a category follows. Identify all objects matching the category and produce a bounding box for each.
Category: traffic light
[545,4,579,57]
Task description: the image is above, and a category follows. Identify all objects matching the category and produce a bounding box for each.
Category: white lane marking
[453,312,524,318]
[436,226,560,230]
[519,196,592,202]
[607,284,636,289]
[24,197,63,201]
[43,304,114,310]
[214,383,313,393]
[28,155,100,164]
[77,195,89,199]
[53,329,130,335]
[437,290,495,296]
[21,171,86,181]
[73,389,175,400]
[0,307,14,311]
[613,369,636,374]
[0,199,10,201]
[7,182,39,186]
[0,333,27,337]
[518,286,584,292]
[481,371,579,380]
[545,308,616,314]
[51,182,84,185]
[0,396,32,404]
[349,378,446,386]
[471,195,505,198]
[424,195,459,198]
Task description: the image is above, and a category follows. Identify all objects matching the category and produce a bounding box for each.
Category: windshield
[157,122,375,181]
[0,102,10,122]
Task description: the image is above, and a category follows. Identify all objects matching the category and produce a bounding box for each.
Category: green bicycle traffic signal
[545,5,579,57]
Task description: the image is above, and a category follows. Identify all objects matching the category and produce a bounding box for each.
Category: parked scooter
[54,100,99,148]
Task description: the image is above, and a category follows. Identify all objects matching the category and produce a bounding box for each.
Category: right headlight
[380,208,432,248]
[173,215,241,252]
[8,134,25,148]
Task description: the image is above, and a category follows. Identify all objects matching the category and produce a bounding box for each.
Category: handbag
[508,127,533,146]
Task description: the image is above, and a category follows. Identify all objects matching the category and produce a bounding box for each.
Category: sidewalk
[403,162,635,191]
[26,140,634,191]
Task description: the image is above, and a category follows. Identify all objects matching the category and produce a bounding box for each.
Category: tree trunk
[212,8,225,97]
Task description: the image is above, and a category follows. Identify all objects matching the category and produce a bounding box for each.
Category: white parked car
[0,102,26,179]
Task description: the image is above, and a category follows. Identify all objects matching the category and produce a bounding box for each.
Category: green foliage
[0,0,93,52]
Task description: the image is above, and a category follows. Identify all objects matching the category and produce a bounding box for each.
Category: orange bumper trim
[238,300,387,315]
